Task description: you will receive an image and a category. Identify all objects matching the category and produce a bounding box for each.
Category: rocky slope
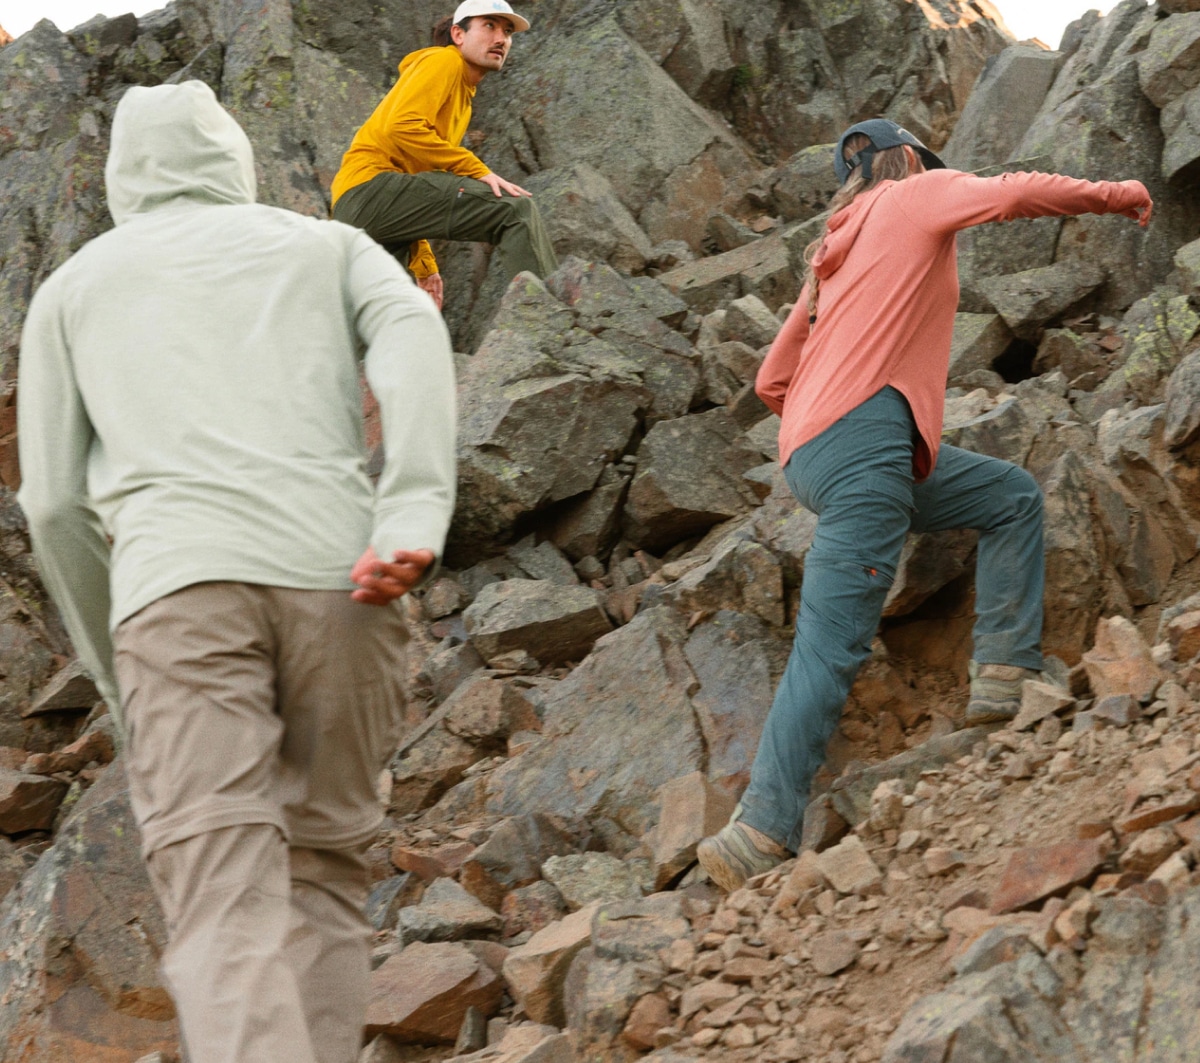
[2,1,1200,1061]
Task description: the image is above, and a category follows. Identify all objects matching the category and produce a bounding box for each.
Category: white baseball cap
[452,0,530,32]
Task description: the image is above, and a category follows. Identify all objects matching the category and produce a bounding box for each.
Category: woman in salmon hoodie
[698,119,1153,891]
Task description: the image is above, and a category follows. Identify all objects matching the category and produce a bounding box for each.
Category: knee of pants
[1003,466,1043,519]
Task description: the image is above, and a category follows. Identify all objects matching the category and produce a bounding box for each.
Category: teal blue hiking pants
[332,170,558,281]
[739,386,1044,851]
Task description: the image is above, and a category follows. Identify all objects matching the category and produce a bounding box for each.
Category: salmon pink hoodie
[755,168,1150,480]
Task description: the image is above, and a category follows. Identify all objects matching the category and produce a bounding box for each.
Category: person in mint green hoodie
[17,80,456,1063]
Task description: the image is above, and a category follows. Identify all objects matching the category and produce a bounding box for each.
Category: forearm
[756,293,810,415]
[24,503,118,710]
[348,236,457,563]
[390,116,491,178]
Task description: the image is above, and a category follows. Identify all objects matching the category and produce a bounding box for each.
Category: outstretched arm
[902,169,1154,236]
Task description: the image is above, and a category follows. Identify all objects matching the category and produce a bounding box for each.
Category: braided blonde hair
[803,135,923,319]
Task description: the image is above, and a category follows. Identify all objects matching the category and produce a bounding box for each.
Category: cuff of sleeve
[372,504,451,589]
[408,242,439,281]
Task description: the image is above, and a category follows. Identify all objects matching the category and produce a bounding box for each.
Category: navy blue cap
[833,118,945,185]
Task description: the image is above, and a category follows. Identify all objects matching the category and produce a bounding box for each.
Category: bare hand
[350,546,435,605]
[1120,182,1153,227]
[480,172,532,198]
[417,273,444,310]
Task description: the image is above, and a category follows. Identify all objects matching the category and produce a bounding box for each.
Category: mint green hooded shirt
[17,81,456,720]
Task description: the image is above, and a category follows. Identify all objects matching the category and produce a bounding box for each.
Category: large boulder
[449,277,649,562]
[0,768,179,1061]
[623,408,764,552]
[942,45,1064,171]
[463,580,613,666]
[483,608,707,847]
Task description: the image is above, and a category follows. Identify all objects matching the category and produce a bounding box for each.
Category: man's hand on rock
[480,172,531,198]
[350,546,435,605]
[417,273,444,310]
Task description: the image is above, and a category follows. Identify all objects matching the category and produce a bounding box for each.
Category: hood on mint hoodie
[105,80,256,226]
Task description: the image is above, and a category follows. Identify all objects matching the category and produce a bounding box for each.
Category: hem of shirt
[111,563,357,631]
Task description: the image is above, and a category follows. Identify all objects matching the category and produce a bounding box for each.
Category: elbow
[17,489,83,541]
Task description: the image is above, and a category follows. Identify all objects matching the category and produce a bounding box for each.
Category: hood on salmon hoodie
[105,80,256,226]
[808,184,890,283]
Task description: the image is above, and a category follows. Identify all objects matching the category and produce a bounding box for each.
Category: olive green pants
[333,170,559,280]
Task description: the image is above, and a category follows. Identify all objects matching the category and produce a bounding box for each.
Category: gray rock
[591,894,688,964]
[619,0,737,107]
[507,537,579,588]
[459,813,576,911]
[660,537,785,626]
[0,770,178,1059]
[722,294,781,350]
[397,878,504,945]
[563,948,663,1063]
[883,529,977,619]
[525,163,653,274]
[829,728,996,826]
[450,276,648,562]
[1137,10,1200,107]
[541,854,643,912]
[659,231,794,314]
[545,475,629,564]
[942,46,1065,170]
[1119,291,1200,405]
[1164,346,1200,448]
[464,580,612,666]
[483,608,706,845]
[947,313,1014,386]
[624,409,764,552]
[682,611,788,795]
[978,262,1106,341]
[767,142,840,222]
[23,659,98,717]
[952,926,1041,977]
[942,396,1044,468]
[1038,451,1109,663]
[367,874,419,932]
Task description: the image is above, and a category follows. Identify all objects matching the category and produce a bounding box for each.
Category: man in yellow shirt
[331,0,557,309]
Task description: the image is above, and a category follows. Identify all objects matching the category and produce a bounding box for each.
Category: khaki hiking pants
[114,582,410,1063]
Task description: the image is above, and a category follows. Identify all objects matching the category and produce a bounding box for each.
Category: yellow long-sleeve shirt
[332,46,492,279]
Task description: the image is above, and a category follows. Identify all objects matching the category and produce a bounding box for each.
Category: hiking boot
[697,810,789,893]
[965,661,1038,725]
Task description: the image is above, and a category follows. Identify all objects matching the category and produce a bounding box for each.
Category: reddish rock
[366,942,503,1043]
[1093,694,1142,728]
[649,771,737,889]
[1166,609,1200,662]
[501,881,568,939]
[22,660,99,718]
[25,723,116,776]
[502,904,597,1026]
[815,835,883,896]
[459,813,576,911]
[622,992,672,1050]
[0,768,69,833]
[990,837,1111,914]
[391,841,475,883]
[1081,616,1161,702]
[723,955,777,983]
[809,930,861,976]
[1116,793,1200,835]
[1118,827,1181,876]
